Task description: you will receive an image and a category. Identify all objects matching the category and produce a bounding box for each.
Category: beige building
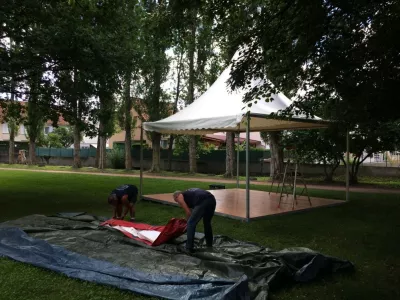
[108,107,152,148]
[0,104,98,148]
[0,102,69,144]
[0,114,96,148]
[0,123,29,142]
[1,102,169,149]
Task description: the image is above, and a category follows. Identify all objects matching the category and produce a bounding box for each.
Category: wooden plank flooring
[143,188,345,220]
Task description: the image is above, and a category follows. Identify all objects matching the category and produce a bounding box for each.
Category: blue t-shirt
[182,188,213,208]
[111,184,138,201]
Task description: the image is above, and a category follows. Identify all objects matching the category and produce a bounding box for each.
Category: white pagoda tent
[144,64,326,135]
[141,54,350,221]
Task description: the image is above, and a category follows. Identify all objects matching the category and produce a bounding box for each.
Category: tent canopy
[144,63,329,135]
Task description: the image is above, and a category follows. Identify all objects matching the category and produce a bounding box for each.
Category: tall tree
[206,6,241,178]
[214,1,400,183]
[116,84,138,170]
[224,132,235,177]
[0,101,25,164]
[25,66,56,165]
[25,95,45,165]
[123,72,133,170]
[96,87,115,169]
[182,4,222,174]
[167,43,186,171]
[56,68,94,168]
[62,0,133,168]
[6,103,20,164]
[260,131,284,179]
[89,0,143,170]
[222,52,236,178]
[139,0,173,172]
[3,38,22,164]
[219,1,400,139]
[187,6,198,173]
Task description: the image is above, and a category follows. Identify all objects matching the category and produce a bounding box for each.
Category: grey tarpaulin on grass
[0,227,248,300]
[0,214,354,299]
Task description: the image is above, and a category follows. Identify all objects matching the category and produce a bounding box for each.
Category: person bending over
[108,184,138,221]
[173,188,216,253]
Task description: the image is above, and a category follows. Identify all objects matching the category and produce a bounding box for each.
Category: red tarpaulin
[100,218,187,246]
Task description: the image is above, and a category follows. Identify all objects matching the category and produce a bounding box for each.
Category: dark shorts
[126,192,137,204]
[112,184,138,205]
[124,186,138,204]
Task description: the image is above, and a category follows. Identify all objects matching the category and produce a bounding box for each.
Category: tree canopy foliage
[213,0,400,182]
[1,0,398,178]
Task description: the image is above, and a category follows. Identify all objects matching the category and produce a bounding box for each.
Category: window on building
[2,123,9,134]
[44,126,51,134]
[19,124,25,135]
[160,139,168,149]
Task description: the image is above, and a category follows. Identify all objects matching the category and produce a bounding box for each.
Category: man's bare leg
[130,203,136,221]
[116,203,123,219]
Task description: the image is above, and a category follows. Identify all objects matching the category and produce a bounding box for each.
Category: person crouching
[173,188,216,253]
[108,184,138,221]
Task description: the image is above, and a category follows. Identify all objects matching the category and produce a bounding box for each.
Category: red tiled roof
[1,98,173,127]
[46,114,69,126]
[0,100,27,121]
[133,98,176,122]
[0,100,69,126]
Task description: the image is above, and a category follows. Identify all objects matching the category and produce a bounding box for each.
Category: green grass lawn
[2,163,400,189]
[0,170,400,300]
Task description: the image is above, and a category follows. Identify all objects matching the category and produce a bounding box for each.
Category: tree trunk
[26,70,44,166]
[96,121,103,169]
[322,158,332,182]
[8,124,15,164]
[124,131,132,170]
[8,38,16,165]
[324,173,333,183]
[187,9,197,174]
[324,160,340,182]
[98,135,106,169]
[95,135,100,167]
[150,133,161,172]
[149,46,164,172]
[189,136,197,173]
[350,161,360,184]
[350,173,358,184]
[167,49,183,172]
[98,137,103,169]
[167,135,174,171]
[269,131,284,179]
[29,138,36,165]
[323,166,333,182]
[124,71,133,170]
[224,132,235,177]
[97,85,116,169]
[73,125,81,168]
[97,120,107,169]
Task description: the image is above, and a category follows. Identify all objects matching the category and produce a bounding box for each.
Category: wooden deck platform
[142,188,345,220]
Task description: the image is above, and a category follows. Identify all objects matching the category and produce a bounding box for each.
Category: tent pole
[236,131,240,188]
[139,125,144,201]
[246,114,250,222]
[346,129,350,202]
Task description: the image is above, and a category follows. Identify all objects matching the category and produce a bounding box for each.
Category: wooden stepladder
[276,147,312,210]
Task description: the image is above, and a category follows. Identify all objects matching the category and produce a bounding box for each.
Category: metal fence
[362,151,400,167]
[33,147,271,163]
[2,145,398,167]
[0,142,29,162]
[35,147,97,158]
